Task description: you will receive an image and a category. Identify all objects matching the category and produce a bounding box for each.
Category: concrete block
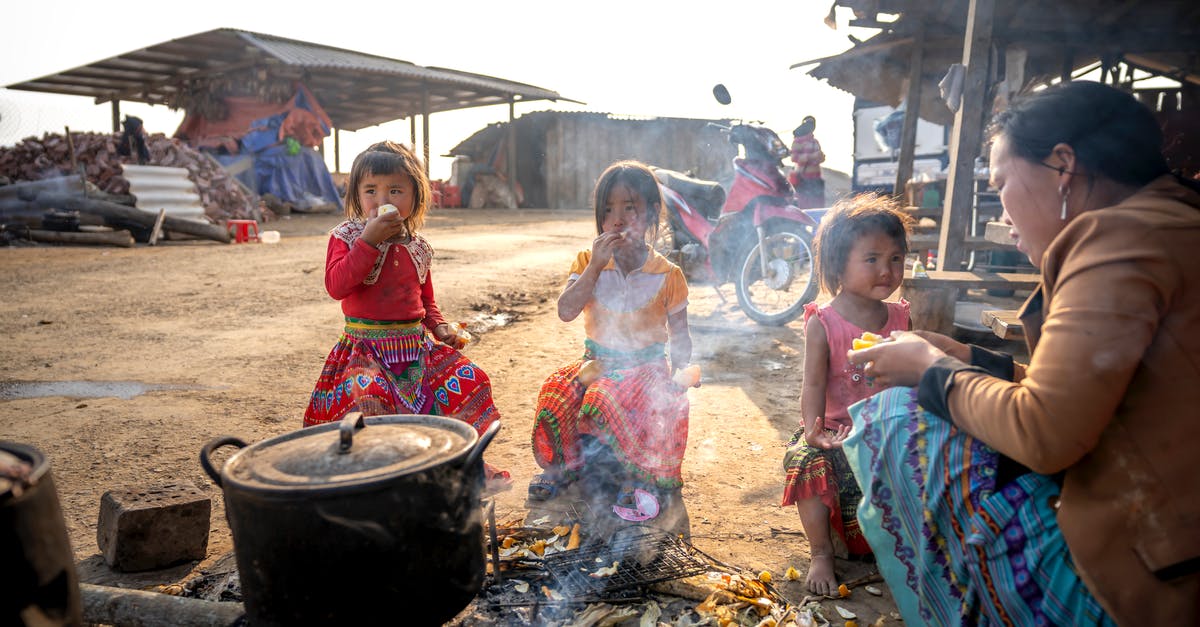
[97,482,210,572]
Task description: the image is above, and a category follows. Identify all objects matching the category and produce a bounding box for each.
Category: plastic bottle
[926,250,938,271]
[912,259,929,278]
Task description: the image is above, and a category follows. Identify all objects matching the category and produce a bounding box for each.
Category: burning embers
[461,512,809,626]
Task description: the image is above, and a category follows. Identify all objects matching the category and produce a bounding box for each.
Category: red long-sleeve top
[324,234,446,332]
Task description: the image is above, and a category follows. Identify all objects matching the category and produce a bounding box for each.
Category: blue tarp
[253,143,342,210]
[213,127,343,211]
[216,87,343,211]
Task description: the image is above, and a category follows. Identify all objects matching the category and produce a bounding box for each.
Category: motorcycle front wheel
[734,229,818,326]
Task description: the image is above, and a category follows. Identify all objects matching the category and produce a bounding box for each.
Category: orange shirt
[569,248,688,351]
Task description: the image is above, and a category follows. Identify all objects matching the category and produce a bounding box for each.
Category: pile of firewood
[0,131,259,222]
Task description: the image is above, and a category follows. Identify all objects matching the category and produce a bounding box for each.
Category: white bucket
[261,230,281,244]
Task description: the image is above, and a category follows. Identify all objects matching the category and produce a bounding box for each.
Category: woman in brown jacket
[843,81,1200,626]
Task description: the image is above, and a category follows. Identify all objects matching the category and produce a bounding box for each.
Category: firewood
[27,228,136,247]
[80,583,244,627]
[29,192,231,243]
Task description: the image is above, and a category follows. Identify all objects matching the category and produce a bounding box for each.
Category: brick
[97,482,211,572]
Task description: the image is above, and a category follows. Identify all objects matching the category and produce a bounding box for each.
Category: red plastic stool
[226,219,260,243]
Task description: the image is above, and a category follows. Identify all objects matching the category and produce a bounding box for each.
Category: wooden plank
[910,234,1012,251]
[984,220,1015,245]
[938,0,995,270]
[148,208,167,246]
[981,309,1025,340]
[903,269,1041,289]
[894,23,926,193]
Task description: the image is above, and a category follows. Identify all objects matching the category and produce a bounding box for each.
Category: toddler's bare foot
[805,554,838,596]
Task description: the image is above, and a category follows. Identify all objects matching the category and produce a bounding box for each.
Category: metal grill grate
[543,525,709,596]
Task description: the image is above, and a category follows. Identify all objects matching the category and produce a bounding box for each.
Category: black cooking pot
[1,441,82,626]
[200,413,498,626]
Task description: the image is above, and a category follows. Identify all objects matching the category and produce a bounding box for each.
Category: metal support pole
[421,86,431,178]
[507,97,518,207]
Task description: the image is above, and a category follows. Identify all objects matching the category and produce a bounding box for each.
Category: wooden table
[902,270,1041,336]
[981,309,1025,340]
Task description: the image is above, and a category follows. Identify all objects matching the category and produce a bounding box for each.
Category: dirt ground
[0,209,902,623]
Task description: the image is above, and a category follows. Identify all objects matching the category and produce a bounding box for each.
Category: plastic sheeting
[179,83,342,210]
[253,144,342,211]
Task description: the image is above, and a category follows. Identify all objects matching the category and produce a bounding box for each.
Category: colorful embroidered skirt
[531,340,689,488]
[304,317,500,440]
[781,428,871,556]
[843,387,1115,626]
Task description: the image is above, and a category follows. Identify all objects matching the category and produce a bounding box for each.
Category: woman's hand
[910,330,971,363]
[804,416,850,449]
[847,332,947,389]
[360,211,408,246]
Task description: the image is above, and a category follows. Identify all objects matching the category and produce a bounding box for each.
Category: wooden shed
[794,0,1200,269]
[449,111,736,209]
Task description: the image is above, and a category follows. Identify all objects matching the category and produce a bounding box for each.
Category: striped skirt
[781,429,871,556]
[304,317,499,439]
[531,340,689,488]
[843,387,1115,626]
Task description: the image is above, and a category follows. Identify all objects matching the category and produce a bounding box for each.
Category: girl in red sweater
[304,141,508,485]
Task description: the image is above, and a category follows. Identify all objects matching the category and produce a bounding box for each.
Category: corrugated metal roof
[4,28,575,132]
[798,0,1200,126]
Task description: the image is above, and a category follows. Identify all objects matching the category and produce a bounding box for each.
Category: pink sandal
[612,488,660,521]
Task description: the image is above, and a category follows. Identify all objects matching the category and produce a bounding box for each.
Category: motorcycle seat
[654,168,726,220]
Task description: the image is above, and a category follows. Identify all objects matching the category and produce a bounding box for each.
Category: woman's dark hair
[988,81,1169,188]
[591,160,663,240]
[814,193,913,296]
[344,140,431,232]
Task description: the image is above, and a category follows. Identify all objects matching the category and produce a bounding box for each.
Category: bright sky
[0,1,877,182]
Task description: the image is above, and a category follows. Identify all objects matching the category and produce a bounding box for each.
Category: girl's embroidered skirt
[304,318,500,440]
[781,428,871,555]
[531,340,689,488]
[842,387,1114,626]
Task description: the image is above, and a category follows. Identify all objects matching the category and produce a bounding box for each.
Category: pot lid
[224,414,475,491]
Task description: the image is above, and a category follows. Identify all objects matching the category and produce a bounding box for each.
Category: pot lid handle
[338,412,365,454]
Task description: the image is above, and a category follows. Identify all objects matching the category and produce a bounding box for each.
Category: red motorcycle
[653,109,821,326]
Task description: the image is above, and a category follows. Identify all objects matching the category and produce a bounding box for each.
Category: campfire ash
[456,503,821,627]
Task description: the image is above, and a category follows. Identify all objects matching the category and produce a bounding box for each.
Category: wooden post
[410,116,417,148]
[901,283,957,335]
[507,97,518,207]
[64,126,88,194]
[111,100,120,133]
[894,24,926,197]
[333,128,341,174]
[148,208,167,246]
[938,0,994,271]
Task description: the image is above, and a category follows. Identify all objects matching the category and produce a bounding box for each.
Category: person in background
[782,195,912,595]
[790,115,826,208]
[529,160,698,516]
[844,81,1200,625]
[304,140,510,490]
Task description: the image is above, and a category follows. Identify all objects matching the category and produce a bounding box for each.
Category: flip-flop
[527,473,562,502]
[612,488,660,521]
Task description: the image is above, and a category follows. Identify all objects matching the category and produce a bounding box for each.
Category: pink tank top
[803,300,910,429]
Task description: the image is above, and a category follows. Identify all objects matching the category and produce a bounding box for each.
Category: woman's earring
[1059,185,1070,220]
